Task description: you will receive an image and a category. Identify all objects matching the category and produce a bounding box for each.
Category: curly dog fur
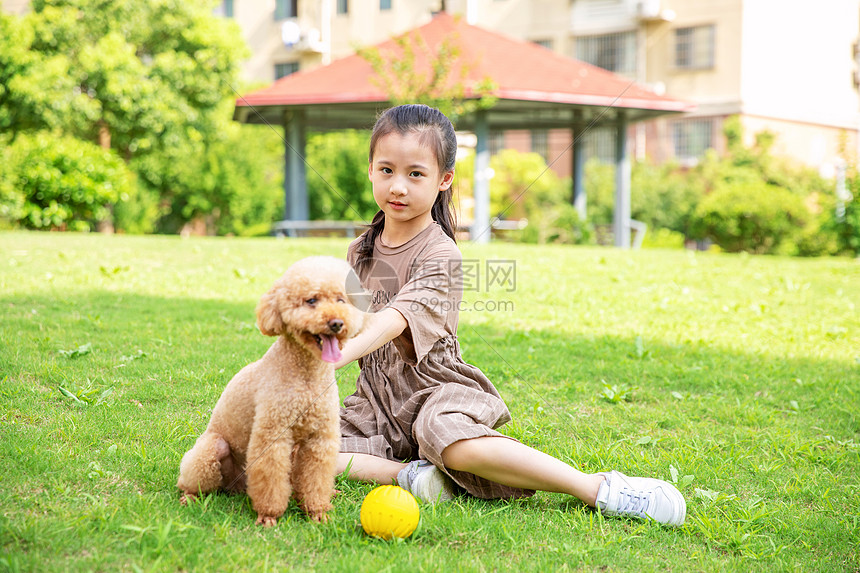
[177,256,364,526]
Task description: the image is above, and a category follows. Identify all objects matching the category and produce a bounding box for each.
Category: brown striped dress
[340,222,534,500]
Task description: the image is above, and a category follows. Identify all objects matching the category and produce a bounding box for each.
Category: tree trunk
[96,119,116,234]
[98,120,111,150]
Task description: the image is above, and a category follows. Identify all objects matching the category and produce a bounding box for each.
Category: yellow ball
[360,485,420,539]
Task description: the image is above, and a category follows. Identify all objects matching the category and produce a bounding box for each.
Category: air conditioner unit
[281,20,301,47]
[637,0,675,22]
[300,28,324,53]
[281,20,324,53]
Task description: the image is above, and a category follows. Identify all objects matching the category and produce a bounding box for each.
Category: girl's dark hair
[356,104,458,270]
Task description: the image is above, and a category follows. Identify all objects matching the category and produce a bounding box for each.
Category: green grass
[1,231,858,572]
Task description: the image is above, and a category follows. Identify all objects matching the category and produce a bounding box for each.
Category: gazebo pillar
[471,109,491,244]
[571,122,586,220]
[284,109,308,225]
[613,111,631,248]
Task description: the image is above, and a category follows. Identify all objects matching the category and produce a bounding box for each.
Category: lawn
[1,231,858,572]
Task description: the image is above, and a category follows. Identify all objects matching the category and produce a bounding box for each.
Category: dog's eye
[305,298,317,306]
[337,297,345,304]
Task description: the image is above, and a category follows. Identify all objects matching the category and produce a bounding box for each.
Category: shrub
[585,158,702,243]
[824,173,860,256]
[457,149,591,244]
[519,187,592,245]
[113,182,160,235]
[631,160,704,237]
[305,130,377,221]
[692,181,810,254]
[843,197,860,254]
[641,228,686,249]
[841,197,860,255]
[0,139,24,227]
[487,149,562,220]
[794,217,840,257]
[584,159,614,227]
[2,131,132,231]
[207,124,284,236]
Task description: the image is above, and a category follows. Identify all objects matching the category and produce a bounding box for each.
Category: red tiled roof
[237,12,692,113]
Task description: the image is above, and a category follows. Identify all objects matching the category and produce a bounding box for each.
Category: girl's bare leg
[336,452,405,484]
[440,436,604,507]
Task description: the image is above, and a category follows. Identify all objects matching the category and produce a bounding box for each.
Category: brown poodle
[177,256,365,526]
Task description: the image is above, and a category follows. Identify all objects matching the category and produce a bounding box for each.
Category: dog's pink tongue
[320,334,341,363]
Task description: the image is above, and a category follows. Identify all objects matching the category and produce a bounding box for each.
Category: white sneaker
[596,470,686,527]
[396,460,456,504]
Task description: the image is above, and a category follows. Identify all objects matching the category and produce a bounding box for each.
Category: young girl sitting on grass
[332,104,686,526]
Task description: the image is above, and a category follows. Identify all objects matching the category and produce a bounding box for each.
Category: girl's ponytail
[431,185,457,243]
[355,209,385,273]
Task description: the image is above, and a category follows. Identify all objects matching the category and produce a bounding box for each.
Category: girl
[333,104,685,526]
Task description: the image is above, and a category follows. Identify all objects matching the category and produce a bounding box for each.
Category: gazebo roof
[234,12,694,130]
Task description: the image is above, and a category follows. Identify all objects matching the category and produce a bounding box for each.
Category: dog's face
[255,256,366,363]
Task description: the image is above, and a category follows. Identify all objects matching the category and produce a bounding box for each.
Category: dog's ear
[255,283,285,336]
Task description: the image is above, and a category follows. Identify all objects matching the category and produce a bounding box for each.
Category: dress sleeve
[387,243,462,366]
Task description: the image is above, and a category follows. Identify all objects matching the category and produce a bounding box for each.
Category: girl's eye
[410,171,424,178]
[305,298,317,306]
[381,167,393,174]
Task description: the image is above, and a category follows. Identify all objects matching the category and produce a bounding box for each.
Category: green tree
[0,12,37,134]
[7,0,250,232]
[0,11,82,136]
[24,0,247,155]
[358,23,497,123]
[136,120,285,236]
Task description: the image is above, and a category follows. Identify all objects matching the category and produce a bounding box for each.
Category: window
[672,118,714,162]
[675,25,715,70]
[488,131,505,156]
[213,0,233,18]
[275,62,300,80]
[531,129,548,163]
[583,127,616,163]
[275,0,297,20]
[380,0,392,10]
[533,39,553,51]
[337,0,349,15]
[575,31,636,75]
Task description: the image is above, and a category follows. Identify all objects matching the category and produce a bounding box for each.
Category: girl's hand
[334,308,407,369]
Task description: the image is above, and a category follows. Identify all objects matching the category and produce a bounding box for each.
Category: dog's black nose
[328,318,344,333]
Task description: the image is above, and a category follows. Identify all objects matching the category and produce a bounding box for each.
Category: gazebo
[233,12,694,246]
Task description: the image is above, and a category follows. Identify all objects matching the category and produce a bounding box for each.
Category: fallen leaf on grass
[59,343,93,358]
[59,386,86,404]
[120,349,147,362]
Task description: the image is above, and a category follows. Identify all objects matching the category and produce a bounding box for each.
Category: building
[221,0,438,83]
[4,0,858,173]
[0,0,27,13]
[220,0,860,175]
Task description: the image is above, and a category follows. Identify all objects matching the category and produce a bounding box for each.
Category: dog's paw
[179,492,197,506]
[255,515,279,528]
[308,511,329,524]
